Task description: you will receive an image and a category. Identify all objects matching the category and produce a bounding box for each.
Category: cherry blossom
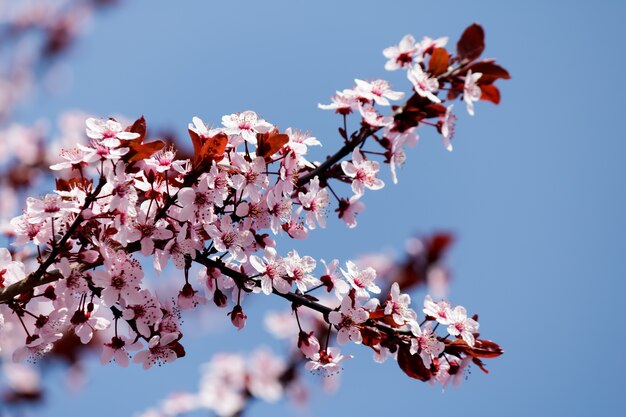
[249,247,290,295]
[284,250,318,293]
[341,260,380,299]
[298,176,330,229]
[85,117,139,148]
[336,195,365,228]
[384,282,417,325]
[221,111,273,145]
[318,89,357,115]
[446,305,479,346]
[463,70,483,116]
[354,79,405,106]
[407,64,441,103]
[90,251,144,306]
[341,148,384,196]
[409,322,444,368]
[328,296,369,345]
[132,334,179,370]
[305,347,351,376]
[383,34,418,70]
[440,104,457,152]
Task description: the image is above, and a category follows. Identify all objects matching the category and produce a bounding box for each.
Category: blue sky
[11,1,626,416]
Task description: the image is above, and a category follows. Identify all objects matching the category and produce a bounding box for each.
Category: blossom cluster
[0,23,507,412]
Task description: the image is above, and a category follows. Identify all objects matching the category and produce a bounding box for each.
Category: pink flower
[318,89,357,115]
[283,250,319,292]
[383,34,418,71]
[101,336,140,368]
[328,296,369,345]
[298,176,330,229]
[221,111,273,145]
[384,282,417,325]
[0,248,26,288]
[463,70,483,116]
[230,152,269,203]
[133,334,179,370]
[69,305,110,344]
[144,146,182,173]
[249,247,290,295]
[305,347,351,376]
[91,251,143,306]
[121,289,162,337]
[85,117,139,148]
[247,349,286,402]
[319,259,350,298]
[229,305,247,330]
[204,216,254,263]
[341,149,384,196]
[440,105,457,152]
[340,260,380,300]
[177,283,206,310]
[409,322,444,368]
[50,147,99,171]
[446,305,479,347]
[358,104,393,127]
[416,36,448,56]
[423,295,452,325]
[336,195,365,228]
[298,332,321,359]
[354,79,404,106]
[407,64,441,103]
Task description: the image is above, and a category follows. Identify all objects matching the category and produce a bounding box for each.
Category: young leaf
[480,84,501,104]
[428,47,449,76]
[256,132,289,159]
[457,23,485,61]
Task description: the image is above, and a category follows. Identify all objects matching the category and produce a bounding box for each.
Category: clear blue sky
[14,1,626,416]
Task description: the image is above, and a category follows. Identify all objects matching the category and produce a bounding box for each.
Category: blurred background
[1,0,625,416]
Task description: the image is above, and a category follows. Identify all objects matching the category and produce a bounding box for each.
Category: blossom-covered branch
[0,23,508,410]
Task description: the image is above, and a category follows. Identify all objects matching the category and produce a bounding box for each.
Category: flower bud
[228,305,247,330]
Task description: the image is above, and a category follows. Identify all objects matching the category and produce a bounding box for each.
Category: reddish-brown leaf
[426,232,455,264]
[188,128,203,159]
[56,177,91,192]
[200,133,228,162]
[447,338,503,359]
[457,23,485,61]
[125,140,165,163]
[256,132,289,159]
[467,60,511,84]
[360,327,383,348]
[480,84,500,104]
[190,132,228,168]
[470,339,504,358]
[127,115,147,141]
[428,48,450,76]
[397,344,431,381]
[472,357,490,374]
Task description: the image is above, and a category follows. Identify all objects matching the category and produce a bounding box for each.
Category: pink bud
[228,305,247,330]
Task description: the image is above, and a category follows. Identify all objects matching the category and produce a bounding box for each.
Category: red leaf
[127,116,147,141]
[480,84,500,104]
[426,232,455,264]
[189,131,228,168]
[457,23,485,61]
[446,338,503,359]
[125,140,165,163]
[397,344,431,381]
[467,60,511,84]
[256,132,289,159]
[472,357,490,374]
[428,48,450,76]
[470,339,504,358]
